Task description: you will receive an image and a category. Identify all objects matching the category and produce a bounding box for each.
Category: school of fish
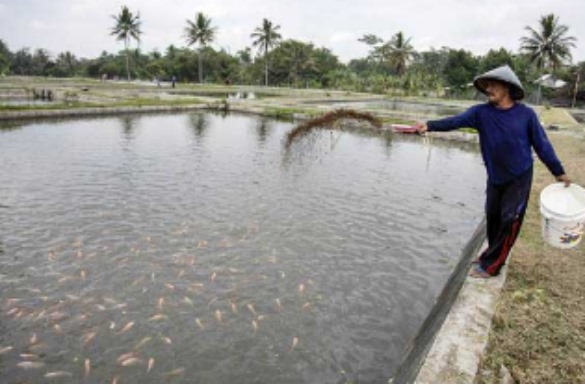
[0,229,315,382]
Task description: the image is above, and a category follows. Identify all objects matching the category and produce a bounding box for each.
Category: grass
[262,106,321,120]
[476,123,585,383]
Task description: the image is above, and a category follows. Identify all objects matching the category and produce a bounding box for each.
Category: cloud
[329,32,356,44]
[29,20,48,30]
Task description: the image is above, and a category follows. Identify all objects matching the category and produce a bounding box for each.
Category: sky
[0,0,583,64]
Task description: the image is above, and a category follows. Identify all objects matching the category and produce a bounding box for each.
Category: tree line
[0,8,582,102]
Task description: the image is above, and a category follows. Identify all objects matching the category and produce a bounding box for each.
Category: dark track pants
[479,167,533,276]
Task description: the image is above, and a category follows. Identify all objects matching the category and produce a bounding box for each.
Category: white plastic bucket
[540,183,585,249]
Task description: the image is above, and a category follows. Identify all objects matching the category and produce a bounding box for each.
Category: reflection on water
[188,113,210,138]
[119,115,137,141]
[0,112,485,383]
[255,118,272,144]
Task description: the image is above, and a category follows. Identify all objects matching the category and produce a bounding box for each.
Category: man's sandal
[469,264,493,278]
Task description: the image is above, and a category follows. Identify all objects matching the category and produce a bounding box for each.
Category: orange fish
[45,371,72,379]
[289,337,299,352]
[134,337,152,350]
[116,352,136,365]
[84,359,91,378]
[120,357,142,367]
[17,361,45,369]
[165,283,175,291]
[247,303,257,316]
[82,331,97,346]
[215,310,223,323]
[148,314,168,322]
[166,368,185,377]
[6,307,19,316]
[0,346,14,355]
[117,321,135,334]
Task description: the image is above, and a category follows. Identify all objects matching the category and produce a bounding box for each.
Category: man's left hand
[556,174,571,187]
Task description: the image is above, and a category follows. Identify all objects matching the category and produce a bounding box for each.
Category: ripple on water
[0,112,484,383]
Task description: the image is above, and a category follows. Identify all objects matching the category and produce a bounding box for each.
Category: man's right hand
[416,122,428,135]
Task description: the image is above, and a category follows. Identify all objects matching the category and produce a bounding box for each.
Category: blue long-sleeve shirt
[427,103,565,185]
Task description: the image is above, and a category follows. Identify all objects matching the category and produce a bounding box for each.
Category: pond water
[166,91,273,100]
[0,112,485,383]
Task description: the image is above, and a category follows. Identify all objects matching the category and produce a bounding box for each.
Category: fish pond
[165,91,275,100]
[0,112,485,383]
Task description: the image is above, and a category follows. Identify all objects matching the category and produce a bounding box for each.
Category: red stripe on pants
[487,219,520,275]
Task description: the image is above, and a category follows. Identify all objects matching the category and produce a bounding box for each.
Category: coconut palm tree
[56,51,77,76]
[520,14,576,72]
[111,5,142,80]
[184,12,217,84]
[251,19,282,86]
[387,31,415,76]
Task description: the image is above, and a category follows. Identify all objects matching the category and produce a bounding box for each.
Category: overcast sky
[0,0,583,64]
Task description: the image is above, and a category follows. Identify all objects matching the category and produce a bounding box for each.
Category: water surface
[0,112,485,383]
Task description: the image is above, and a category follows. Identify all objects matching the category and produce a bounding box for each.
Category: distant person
[417,65,571,278]
[172,75,177,88]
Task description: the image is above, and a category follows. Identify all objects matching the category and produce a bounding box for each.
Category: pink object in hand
[391,124,420,133]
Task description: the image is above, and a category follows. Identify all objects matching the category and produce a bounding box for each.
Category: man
[417,65,571,278]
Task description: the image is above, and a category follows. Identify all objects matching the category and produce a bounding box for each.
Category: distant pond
[0,112,485,383]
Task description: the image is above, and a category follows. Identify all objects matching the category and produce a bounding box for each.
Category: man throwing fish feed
[417,65,571,278]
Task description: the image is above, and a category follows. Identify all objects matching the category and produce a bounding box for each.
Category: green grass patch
[263,107,320,120]
[459,127,478,134]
